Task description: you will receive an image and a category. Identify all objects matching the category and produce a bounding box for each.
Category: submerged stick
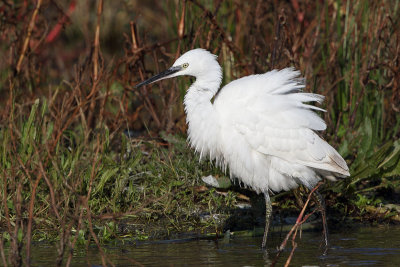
[271,182,324,266]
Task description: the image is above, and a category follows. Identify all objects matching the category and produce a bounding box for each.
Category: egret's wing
[215,68,349,176]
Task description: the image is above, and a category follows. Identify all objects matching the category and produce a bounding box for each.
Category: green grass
[0,99,237,244]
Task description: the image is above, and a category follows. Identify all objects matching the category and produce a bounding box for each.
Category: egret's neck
[184,75,221,160]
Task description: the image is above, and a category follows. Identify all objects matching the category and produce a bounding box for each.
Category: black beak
[135,66,182,88]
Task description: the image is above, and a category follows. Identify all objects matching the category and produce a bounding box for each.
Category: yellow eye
[182,63,189,68]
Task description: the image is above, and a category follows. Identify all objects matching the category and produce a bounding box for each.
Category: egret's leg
[262,192,272,249]
[315,190,329,247]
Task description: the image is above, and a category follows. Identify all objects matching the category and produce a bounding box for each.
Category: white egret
[136,49,350,248]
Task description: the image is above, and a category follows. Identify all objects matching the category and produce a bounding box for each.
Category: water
[23,226,400,266]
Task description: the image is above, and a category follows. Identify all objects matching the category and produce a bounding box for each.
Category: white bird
[136,48,350,248]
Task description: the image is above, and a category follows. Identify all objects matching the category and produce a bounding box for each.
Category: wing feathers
[216,67,349,177]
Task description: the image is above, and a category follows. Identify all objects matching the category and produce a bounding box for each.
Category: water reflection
[25,226,400,266]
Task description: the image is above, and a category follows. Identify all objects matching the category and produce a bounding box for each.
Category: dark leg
[262,192,272,249]
[314,190,329,247]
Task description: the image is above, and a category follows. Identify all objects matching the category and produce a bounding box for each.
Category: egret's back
[213,68,349,193]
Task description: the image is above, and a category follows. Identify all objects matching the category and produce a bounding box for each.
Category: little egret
[136,49,350,248]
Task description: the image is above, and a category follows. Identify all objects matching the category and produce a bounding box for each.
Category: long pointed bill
[135,66,182,88]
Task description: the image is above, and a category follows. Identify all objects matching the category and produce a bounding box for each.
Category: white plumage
[136,48,350,248]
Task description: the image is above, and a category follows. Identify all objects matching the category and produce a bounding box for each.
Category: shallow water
[24,226,400,266]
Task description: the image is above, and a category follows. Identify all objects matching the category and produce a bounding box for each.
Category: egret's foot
[262,192,272,249]
[315,190,329,248]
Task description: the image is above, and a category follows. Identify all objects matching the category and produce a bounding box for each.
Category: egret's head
[135,48,221,88]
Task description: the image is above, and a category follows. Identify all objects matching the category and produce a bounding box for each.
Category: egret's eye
[182,63,189,69]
